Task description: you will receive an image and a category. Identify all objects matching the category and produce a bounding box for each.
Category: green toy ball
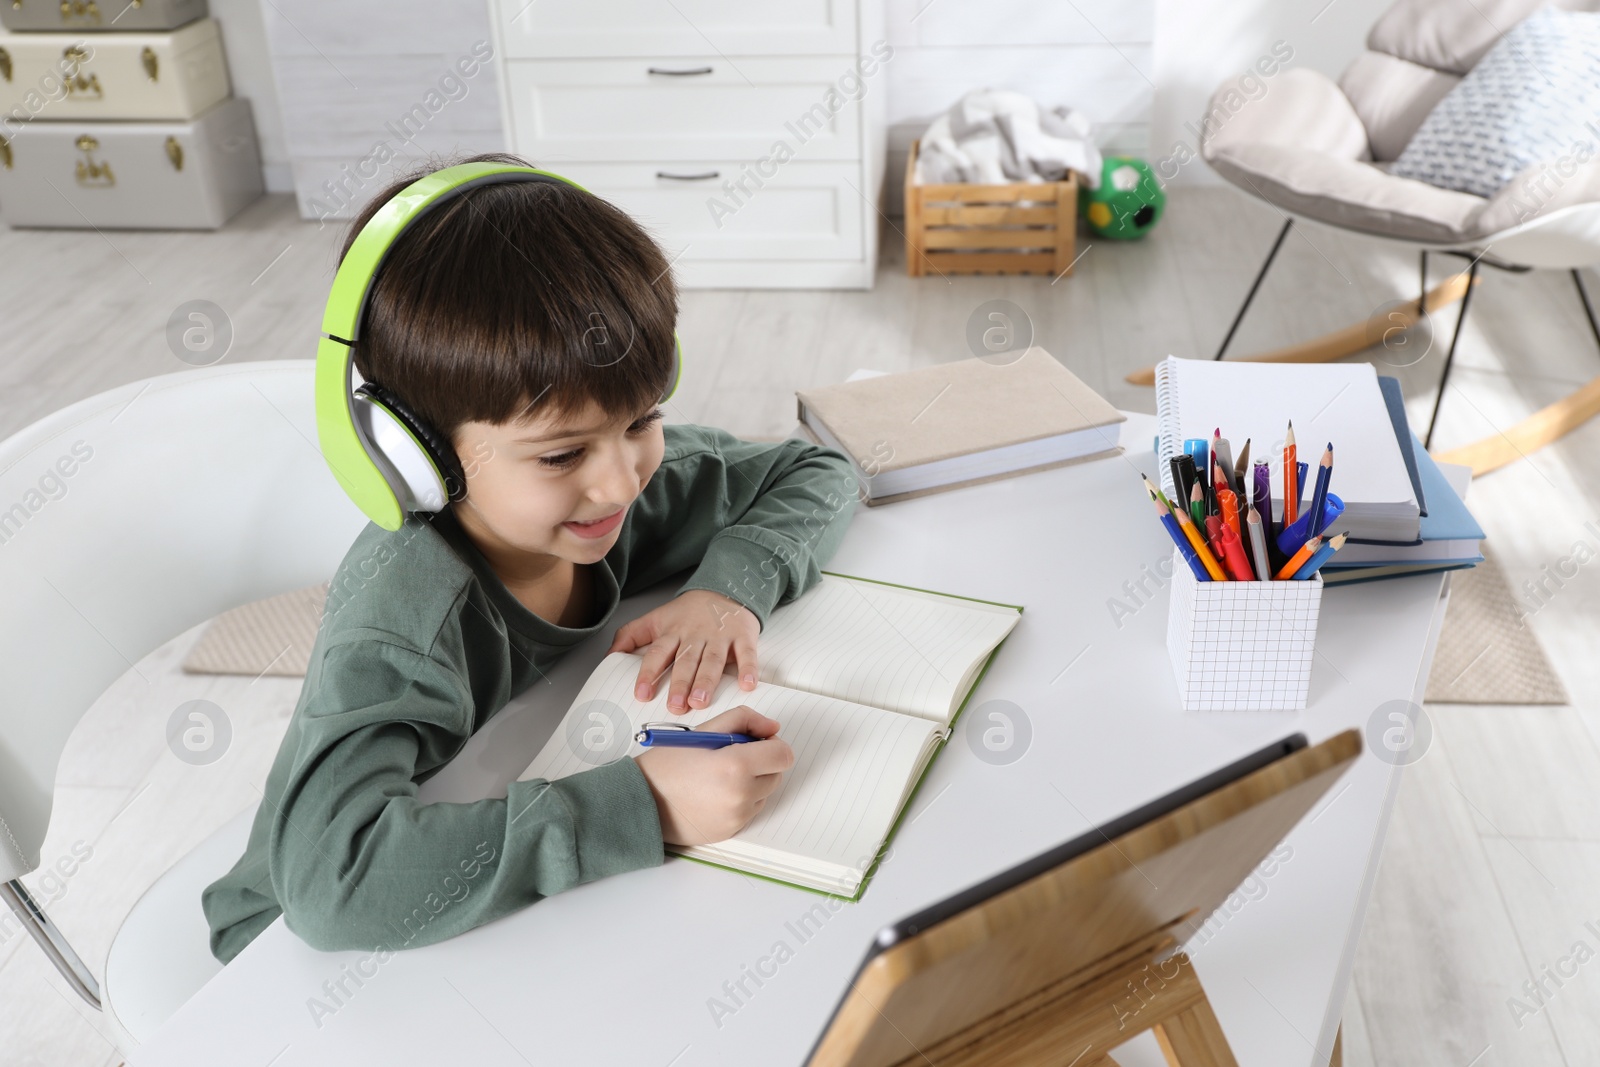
[1080,157,1165,240]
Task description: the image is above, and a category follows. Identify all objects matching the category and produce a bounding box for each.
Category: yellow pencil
[1171,503,1228,581]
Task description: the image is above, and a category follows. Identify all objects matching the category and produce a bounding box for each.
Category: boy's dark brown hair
[339,152,679,449]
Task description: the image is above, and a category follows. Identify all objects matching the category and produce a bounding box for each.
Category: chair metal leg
[1,879,102,1009]
[1424,259,1481,450]
[1215,218,1293,361]
[1574,268,1600,352]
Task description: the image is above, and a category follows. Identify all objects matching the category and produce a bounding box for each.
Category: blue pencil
[1292,531,1347,579]
[1163,509,1210,580]
[1306,444,1333,536]
[1147,482,1209,580]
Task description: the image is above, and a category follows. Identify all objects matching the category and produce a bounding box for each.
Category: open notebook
[518,573,1023,897]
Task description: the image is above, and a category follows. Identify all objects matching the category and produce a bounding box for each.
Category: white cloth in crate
[913,88,1102,188]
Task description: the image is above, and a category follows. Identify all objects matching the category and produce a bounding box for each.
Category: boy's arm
[263,638,664,953]
[622,426,861,629]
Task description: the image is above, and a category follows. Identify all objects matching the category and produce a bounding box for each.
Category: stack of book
[796,347,1125,506]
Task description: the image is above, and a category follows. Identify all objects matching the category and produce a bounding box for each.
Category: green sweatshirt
[201,424,858,964]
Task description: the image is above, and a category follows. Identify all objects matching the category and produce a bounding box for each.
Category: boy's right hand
[634,706,794,846]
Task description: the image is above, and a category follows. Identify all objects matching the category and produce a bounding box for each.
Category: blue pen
[634,722,759,748]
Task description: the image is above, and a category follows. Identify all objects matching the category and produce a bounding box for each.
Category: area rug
[1423,549,1568,705]
[182,581,327,677]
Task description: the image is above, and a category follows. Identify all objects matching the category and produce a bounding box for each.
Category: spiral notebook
[518,573,1023,898]
[1154,357,1420,542]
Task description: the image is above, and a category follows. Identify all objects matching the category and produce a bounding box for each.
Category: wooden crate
[903,138,1079,278]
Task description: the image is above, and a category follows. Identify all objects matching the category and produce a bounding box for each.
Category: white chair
[1199,0,1600,470]
[0,360,366,1050]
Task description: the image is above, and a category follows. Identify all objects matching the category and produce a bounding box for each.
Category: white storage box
[1166,551,1323,711]
[2,0,207,33]
[0,96,263,229]
[0,18,229,121]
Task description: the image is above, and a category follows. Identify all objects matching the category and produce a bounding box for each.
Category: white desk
[129,415,1448,1067]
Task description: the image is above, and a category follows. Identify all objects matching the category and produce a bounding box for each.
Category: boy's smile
[449,395,667,589]
[563,506,628,539]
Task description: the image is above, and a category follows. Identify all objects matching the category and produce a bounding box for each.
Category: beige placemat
[182,582,328,677]
[1425,550,1568,705]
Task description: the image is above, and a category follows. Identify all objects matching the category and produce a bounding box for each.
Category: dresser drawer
[553,161,863,261]
[0,18,230,121]
[0,97,264,229]
[2,0,206,32]
[492,0,857,58]
[503,57,861,162]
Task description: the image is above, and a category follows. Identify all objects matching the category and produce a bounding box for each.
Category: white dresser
[486,0,887,289]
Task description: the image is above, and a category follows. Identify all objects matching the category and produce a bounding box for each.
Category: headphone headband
[313,161,682,532]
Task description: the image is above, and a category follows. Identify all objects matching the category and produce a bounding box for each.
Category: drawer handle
[647,65,712,76]
[0,47,10,83]
[141,46,158,83]
[656,170,720,181]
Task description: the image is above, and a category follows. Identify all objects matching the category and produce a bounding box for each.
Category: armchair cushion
[1389,7,1600,197]
[1200,67,1370,165]
[1366,0,1570,75]
[1204,143,1484,244]
[1338,51,1458,162]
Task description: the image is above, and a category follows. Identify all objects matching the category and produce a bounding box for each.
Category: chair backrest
[0,361,367,882]
[1341,0,1600,161]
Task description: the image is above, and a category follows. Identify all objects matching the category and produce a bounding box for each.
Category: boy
[201,154,859,963]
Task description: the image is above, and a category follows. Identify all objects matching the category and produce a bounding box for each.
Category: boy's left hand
[607,590,760,713]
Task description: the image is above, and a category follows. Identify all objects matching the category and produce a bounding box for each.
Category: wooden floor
[3,189,1600,1066]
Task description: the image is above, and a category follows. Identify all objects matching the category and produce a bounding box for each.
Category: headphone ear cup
[661,333,683,403]
[354,382,469,507]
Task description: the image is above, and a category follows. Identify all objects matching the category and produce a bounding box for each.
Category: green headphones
[314,160,683,531]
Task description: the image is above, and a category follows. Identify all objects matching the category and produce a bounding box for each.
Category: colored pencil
[1306,444,1333,537]
[1292,531,1348,579]
[1283,420,1298,525]
[1173,505,1228,580]
[1275,533,1322,580]
[1246,506,1272,582]
[1212,428,1235,495]
[1152,491,1209,580]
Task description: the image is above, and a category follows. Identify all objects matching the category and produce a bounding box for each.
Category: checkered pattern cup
[1166,550,1323,711]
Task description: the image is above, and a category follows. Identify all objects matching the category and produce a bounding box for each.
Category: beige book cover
[795,345,1125,473]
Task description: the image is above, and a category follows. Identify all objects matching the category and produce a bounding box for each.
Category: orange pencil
[1171,503,1227,580]
[1275,533,1323,580]
[1283,420,1298,525]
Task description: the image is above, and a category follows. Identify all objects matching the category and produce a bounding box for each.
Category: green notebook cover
[672,569,1025,901]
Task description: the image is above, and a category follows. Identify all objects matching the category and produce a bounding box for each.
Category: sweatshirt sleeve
[620,426,861,630]
[265,637,664,954]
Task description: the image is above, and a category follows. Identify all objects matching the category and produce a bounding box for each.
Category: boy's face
[450,396,666,571]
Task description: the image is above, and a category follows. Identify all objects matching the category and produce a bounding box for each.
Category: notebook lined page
[756,575,1021,723]
[518,652,939,874]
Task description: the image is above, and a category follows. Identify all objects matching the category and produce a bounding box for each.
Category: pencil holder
[1165,551,1323,711]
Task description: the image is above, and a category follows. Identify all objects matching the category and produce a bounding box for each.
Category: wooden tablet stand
[808,729,1361,1067]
